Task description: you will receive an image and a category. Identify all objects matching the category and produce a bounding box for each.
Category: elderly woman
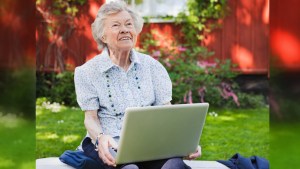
[70,1,201,169]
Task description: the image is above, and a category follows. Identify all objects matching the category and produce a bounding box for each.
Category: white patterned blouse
[74,48,172,139]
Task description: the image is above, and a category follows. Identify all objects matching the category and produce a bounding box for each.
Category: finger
[98,141,115,166]
[100,143,116,165]
[197,145,202,157]
[104,150,115,164]
[98,149,108,164]
[188,151,200,159]
[108,138,118,150]
[99,149,116,166]
[197,145,201,152]
[188,146,201,159]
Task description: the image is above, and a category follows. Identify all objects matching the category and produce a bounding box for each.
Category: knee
[120,164,139,169]
[162,158,187,169]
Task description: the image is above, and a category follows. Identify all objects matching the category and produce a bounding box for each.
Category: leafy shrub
[52,72,77,106]
[36,97,48,106]
[0,69,35,119]
[236,92,265,108]
[36,72,56,100]
[204,86,227,107]
[36,71,77,107]
[205,89,265,108]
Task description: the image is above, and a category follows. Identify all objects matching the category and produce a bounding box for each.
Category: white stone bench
[36,157,229,169]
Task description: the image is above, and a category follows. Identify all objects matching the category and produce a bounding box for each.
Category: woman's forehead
[106,10,133,22]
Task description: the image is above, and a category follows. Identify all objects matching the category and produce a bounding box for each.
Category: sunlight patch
[20,161,35,169]
[62,135,80,143]
[218,116,235,121]
[36,125,46,130]
[37,132,59,140]
[36,107,43,116]
[235,113,250,119]
[0,158,14,168]
[0,113,25,128]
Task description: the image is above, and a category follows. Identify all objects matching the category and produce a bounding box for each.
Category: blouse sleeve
[74,67,100,111]
[151,59,172,105]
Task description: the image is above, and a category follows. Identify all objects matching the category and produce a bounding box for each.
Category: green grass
[201,108,269,160]
[36,104,86,158]
[0,115,35,169]
[36,104,269,161]
[270,123,300,169]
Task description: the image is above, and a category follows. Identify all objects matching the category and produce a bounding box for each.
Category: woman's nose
[120,25,129,33]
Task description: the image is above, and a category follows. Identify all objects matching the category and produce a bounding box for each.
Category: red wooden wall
[205,0,269,74]
[36,0,269,74]
[270,0,300,71]
[0,0,35,69]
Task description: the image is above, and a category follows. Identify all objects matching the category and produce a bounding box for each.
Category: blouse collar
[97,48,141,73]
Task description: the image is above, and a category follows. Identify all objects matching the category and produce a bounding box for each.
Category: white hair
[91,0,144,50]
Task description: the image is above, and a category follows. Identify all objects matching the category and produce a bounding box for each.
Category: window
[106,0,188,22]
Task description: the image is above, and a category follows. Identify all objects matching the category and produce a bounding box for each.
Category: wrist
[94,132,104,150]
[97,132,105,141]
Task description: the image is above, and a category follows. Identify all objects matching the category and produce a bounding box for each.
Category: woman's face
[102,10,137,51]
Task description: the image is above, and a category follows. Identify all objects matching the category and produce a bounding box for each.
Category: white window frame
[106,0,187,23]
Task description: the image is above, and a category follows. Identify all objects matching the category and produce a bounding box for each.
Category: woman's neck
[107,48,131,71]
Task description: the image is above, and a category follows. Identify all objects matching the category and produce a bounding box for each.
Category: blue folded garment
[59,150,102,169]
[217,153,269,169]
[59,137,110,169]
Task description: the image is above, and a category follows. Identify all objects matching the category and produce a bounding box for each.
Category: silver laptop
[113,103,209,164]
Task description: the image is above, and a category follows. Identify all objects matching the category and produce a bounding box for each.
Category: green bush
[52,72,77,106]
[0,69,35,119]
[198,86,265,108]
[204,87,226,107]
[236,92,265,108]
[36,71,77,107]
[36,72,56,99]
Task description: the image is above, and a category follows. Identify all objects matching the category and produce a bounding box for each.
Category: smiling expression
[102,10,137,51]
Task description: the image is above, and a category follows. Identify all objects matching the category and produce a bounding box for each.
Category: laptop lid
[115,103,209,164]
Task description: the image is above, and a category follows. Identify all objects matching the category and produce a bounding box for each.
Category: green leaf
[53,9,61,15]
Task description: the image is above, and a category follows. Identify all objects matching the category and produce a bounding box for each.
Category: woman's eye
[112,24,119,27]
[126,23,133,26]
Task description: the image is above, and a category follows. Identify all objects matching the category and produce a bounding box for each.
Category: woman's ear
[101,36,106,43]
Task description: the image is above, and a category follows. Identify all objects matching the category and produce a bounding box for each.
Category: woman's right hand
[97,134,118,167]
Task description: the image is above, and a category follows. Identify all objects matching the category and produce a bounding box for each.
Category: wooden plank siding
[270,0,300,70]
[36,0,269,74]
[204,0,269,74]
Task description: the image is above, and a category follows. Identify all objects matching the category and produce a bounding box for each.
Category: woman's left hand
[185,145,202,160]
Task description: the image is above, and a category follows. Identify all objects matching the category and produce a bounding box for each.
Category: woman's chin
[117,45,134,51]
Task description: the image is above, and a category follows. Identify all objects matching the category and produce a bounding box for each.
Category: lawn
[36,102,269,161]
[201,108,269,160]
[0,115,35,169]
[270,123,300,169]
